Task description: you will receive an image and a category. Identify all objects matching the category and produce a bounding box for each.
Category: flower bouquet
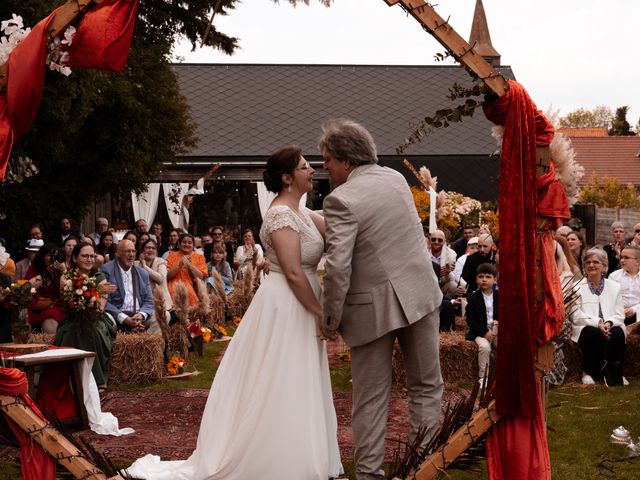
[188,322,204,357]
[60,269,102,332]
[2,279,35,343]
[233,315,242,326]
[212,324,228,340]
[201,326,212,343]
[166,352,187,376]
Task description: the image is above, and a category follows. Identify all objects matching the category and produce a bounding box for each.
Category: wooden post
[0,394,121,479]
[382,0,509,97]
[0,0,104,91]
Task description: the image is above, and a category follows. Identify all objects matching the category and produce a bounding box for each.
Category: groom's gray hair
[319,119,378,166]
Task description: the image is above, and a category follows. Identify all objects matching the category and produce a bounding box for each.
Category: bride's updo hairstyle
[263,145,302,193]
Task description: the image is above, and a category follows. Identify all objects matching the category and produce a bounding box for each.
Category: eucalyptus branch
[396,77,489,154]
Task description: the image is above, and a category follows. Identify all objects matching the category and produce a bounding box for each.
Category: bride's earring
[287,184,292,193]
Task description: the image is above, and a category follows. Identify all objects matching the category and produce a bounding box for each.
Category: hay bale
[393,331,486,386]
[108,332,165,385]
[167,323,189,360]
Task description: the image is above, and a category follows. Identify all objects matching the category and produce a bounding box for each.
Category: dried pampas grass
[172,281,190,326]
[189,277,210,323]
[153,287,169,341]
[108,332,165,385]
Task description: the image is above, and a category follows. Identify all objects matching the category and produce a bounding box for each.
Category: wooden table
[4,348,96,428]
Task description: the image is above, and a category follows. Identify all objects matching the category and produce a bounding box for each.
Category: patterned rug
[0,387,463,465]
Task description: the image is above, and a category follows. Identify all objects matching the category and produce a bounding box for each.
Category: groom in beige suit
[320,119,443,480]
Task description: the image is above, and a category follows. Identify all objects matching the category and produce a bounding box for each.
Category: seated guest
[566,230,585,274]
[150,222,166,255]
[123,230,139,249]
[465,263,498,387]
[96,231,117,262]
[61,235,78,271]
[54,216,77,246]
[135,218,148,235]
[603,221,627,277]
[14,239,43,281]
[461,233,496,295]
[211,225,235,268]
[428,229,457,298]
[555,235,582,280]
[89,217,110,245]
[167,233,208,307]
[55,243,117,389]
[137,232,151,255]
[234,229,264,279]
[161,228,182,260]
[453,236,479,283]
[629,223,640,247]
[206,244,234,296]
[570,248,626,386]
[101,239,160,334]
[135,238,173,313]
[452,225,477,258]
[24,243,66,333]
[556,225,572,238]
[609,245,640,334]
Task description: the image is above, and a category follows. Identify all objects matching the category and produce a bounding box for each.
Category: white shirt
[118,265,134,323]
[609,268,640,314]
[483,291,494,329]
[454,254,468,282]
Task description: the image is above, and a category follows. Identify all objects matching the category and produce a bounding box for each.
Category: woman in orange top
[167,233,208,306]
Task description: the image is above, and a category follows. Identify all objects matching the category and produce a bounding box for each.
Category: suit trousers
[474,335,497,380]
[350,308,443,480]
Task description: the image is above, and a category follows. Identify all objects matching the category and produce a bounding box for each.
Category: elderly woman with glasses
[54,242,117,389]
[570,247,627,386]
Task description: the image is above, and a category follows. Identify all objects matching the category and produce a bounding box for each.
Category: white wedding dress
[127,205,343,479]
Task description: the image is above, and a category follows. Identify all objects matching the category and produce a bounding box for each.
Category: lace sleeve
[260,206,301,249]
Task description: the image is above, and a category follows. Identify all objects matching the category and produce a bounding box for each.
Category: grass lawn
[2,336,640,478]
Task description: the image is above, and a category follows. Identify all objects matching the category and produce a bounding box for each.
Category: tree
[578,174,640,208]
[558,105,613,129]
[0,0,241,241]
[609,105,635,136]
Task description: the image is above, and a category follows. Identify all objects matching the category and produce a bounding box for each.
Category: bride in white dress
[127,146,343,479]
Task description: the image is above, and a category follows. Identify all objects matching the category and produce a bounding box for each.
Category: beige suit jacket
[323,163,442,347]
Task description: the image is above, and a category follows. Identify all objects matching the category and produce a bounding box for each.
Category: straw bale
[108,332,165,385]
[167,323,189,360]
[227,269,257,318]
[28,333,55,345]
[392,332,485,386]
[208,292,226,326]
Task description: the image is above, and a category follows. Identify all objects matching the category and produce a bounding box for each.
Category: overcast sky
[173,0,640,127]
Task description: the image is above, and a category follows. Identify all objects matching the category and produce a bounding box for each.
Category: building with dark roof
[158,62,515,233]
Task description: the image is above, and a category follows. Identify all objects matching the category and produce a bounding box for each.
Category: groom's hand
[319,325,339,341]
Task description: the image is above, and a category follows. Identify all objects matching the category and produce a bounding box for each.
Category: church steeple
[468,0,501,67]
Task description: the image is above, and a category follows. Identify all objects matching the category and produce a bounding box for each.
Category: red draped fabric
[483,81,541,418]
[0,10,57,177]
[0,0,138,178]
[483,80,567,480]
[0,368,56,480]
[36,363,79,420]
[67,0,139,72]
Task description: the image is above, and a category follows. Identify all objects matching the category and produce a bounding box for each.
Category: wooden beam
[413,399,501,480]
[385,1,508,97]
[0,0,103,91]
[0,394,111,479]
